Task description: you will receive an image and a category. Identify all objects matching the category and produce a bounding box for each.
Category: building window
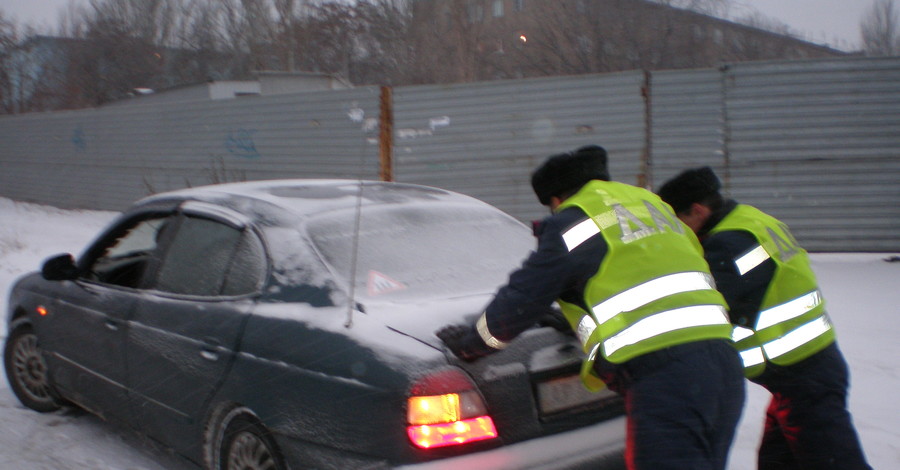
[514,0,525,12]
[493,0,504,17]
[468,1,484,22]
[691,24,704,41]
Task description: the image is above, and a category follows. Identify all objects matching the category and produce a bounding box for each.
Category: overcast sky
[0,0,878,51]
[729,0,873,51]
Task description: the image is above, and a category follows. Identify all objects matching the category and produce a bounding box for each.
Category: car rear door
[124,203,267,457]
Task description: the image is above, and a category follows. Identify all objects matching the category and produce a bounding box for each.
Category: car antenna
[344,178,365,329]
[344,95,383,328]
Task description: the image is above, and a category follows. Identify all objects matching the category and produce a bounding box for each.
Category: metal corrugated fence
[0,87,382,210]
[649,67,725,186]
[1,57,898,251]
[392,71,647,223]
[720,58,900,252]
[646,57,900,252]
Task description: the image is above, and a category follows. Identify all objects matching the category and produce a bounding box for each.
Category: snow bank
[0,197,896,469]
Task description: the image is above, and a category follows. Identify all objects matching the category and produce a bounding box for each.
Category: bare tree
[0,13,21,113]
[736,12,793,37]
[653,0,730,16]
[169,0,229,80]
[0,15,65,114]
[273,0,298,71]
[346,0,414,85]
[405,0,492,83]
[3,0,849,111]
[503,0,729,77]
[861,0,900,56]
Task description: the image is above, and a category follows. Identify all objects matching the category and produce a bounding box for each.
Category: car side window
[83,216,171,288]
[153,215,264,296]
[222,231,266,296]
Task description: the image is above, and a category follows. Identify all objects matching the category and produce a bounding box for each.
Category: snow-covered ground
[0,197,896,469]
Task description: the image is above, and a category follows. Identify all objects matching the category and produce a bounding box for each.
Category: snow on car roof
[135,179,480,220]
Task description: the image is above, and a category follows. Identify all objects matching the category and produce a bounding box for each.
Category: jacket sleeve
[480,207,607,344]
[703,230,775,328]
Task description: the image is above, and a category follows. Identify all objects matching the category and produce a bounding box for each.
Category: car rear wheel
[211,408,285,470]
[4,325,61,412]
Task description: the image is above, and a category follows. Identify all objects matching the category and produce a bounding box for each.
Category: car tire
[3,325,62,413]
[209,407,285,470]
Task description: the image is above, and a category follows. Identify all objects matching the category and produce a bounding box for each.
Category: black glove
[435,324,492,362]
[536,308,572,334]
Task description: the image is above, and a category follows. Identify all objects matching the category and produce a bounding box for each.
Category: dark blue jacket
[484,206,607,341]
[698,200,776,329]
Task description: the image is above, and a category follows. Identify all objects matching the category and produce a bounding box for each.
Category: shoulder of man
[704,229,759,257]
[534,206,590,240]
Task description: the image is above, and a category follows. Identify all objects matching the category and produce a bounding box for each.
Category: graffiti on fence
[71,126,87,151]
[225,128,260,159]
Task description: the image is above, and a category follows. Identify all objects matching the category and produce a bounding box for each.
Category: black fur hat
[657,166,722,213]
[531,145,609,205]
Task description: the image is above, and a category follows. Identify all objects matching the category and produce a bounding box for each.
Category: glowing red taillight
[406,368,498,449]
[407,416,498,449]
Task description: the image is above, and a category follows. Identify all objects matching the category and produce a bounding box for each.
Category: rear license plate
[536,374,616,415]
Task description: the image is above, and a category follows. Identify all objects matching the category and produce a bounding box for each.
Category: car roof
[134,179,484,222]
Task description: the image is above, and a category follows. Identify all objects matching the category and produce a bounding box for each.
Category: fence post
[719,64,733,188]
[639,69,653,189]
[379,86,394,182]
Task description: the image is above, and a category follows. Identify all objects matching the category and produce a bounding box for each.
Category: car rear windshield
[308,202,533,300]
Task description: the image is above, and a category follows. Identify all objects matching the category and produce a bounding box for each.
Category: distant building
[101,71,353,108]
[409,0,848,81]
[3,35,353,113]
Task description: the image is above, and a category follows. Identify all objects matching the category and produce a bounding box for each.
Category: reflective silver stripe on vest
[732,326,765,367]
[735,245,770,275]
[592,272,717,325]
[575,315,597,348]
[740,347,765,367]
[602,305,730,357]
[756,290,822,331]
[762,315,832,359]
[587,343,601,362]
[562,218,601,252]
[476,313,509,350]
[731,325,754,342]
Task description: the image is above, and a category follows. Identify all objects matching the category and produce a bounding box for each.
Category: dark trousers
[754,342,872,470]
[621,340,745,470]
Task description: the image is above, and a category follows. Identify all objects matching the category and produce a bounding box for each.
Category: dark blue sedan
[4,180,625,469]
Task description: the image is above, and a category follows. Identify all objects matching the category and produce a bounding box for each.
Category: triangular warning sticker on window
[367,270,406,296]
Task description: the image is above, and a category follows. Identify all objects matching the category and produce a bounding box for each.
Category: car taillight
[406,368,498,449]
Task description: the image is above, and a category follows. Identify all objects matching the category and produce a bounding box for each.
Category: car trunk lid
[367,298,624,443]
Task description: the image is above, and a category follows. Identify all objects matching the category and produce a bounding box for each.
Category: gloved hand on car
[536,307,572,334]
[435,324,494,362]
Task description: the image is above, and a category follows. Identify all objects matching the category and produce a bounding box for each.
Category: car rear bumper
[397,415,626,470]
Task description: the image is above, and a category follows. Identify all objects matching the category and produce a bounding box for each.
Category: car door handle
[105,320,119,331]
[200,348,219,361]
[201,337,221,361]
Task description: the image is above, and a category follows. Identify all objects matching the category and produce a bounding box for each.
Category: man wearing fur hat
[658,167,871,470]
[437,147,745,470]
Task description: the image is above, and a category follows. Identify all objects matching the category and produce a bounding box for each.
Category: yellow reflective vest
[556,181,732,391]
[709,204,835,378]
